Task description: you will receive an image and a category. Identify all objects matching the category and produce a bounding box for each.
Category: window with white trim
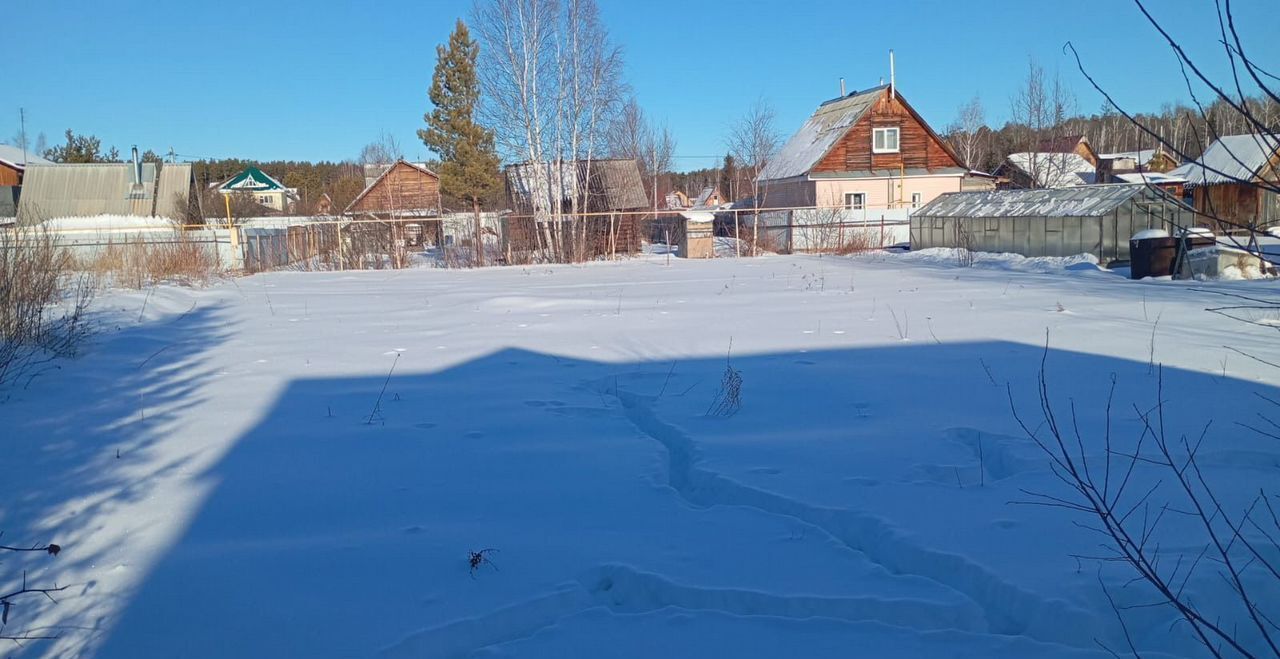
[845,193,866,210]
[872,126,900,153]
[911,192,922,208]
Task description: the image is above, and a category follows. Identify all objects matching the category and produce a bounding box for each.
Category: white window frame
[845,192,866,210]
[872,126,900,154]
[911,192,923,208]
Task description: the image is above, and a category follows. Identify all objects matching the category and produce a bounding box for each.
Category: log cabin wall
[812,92,958,174]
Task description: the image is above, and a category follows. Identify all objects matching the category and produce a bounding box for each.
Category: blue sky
[6,0,1276,170]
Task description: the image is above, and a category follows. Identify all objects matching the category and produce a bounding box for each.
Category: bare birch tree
[358,131,404,166]
[946,95,987,170]
[727,98,780,255]
[472,0,624,262]
[1010,60,1078,188]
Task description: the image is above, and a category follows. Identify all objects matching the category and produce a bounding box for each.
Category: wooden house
[219,166,298,214]
[0,144,51,186]
[344,160,442,219]
[1170,134,1280,234]
[757,84,966,212]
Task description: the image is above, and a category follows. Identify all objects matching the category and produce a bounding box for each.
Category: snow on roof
[1004,152,1096,188]
[39,214,178,231]
[0,143,52,169]
[758,86,886,182]
[914,184,1169,219]
[1100,149,1157,163]
[1114,171,1186,185]
[1170,133,1280,186]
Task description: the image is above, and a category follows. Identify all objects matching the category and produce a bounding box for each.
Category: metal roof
[506,159,647,214]
[1169,133,1279,186]
[757,86,886,182]
[1114,171,1185,185]
[1002,152,1096,188]
[0,144,52,169]
[913,184,1175,219]
[1100,149,1157,163]
[154,163,194,219]
[17,163,157,223]
[219,166,287,192]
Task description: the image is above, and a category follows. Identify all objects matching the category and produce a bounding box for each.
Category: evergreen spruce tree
[719,154,738,202]
[419,19,501,266]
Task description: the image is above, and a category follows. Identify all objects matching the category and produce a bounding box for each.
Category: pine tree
[719,154,737,202]
[419,19,501,266]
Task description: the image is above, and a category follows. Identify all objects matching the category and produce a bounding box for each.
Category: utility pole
[18,108,28,165]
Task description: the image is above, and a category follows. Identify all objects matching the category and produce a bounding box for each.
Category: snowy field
[3,251,1279,658]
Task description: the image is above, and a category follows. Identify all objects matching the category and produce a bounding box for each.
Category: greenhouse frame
[909,184,1195,264]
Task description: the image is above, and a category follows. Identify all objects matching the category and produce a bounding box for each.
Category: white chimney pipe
[890,50,896,99]
[840,77,846,96]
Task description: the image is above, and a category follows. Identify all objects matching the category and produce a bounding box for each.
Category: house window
[845,193,866,210]
[257,195,272,205]
[873,127,900,154]
[911,192,922,208]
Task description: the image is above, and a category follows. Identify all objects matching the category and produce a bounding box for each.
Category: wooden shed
[344,160,442,219]
[1170,134,1280,234]
[910,184,1193,265]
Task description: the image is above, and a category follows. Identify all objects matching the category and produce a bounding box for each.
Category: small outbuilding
[910,183,1194,265]
[1169,133,1280,234]
[17,161,196,224]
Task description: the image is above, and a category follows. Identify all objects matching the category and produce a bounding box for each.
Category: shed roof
[1169,133,1280,186]
[1003,152,1096,188]
[506,159,647,213]
[1100,149,1157,163]
[1114,171,1185,185]
[154,163,194,219]
[17,163,158,222]
[758,86,887,181]
[913,184,1176,219]
[0,144,52,170]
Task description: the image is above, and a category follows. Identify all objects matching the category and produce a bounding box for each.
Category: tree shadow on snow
[0,302,234,654]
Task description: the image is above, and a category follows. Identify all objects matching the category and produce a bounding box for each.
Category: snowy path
[2,252,1277,658]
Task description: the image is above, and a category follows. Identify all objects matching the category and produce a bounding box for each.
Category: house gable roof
[760,85,963,182]
[220,166,288,192]
[759,86,886,182]
[1169,133,1280,187]
[344,160,440,215]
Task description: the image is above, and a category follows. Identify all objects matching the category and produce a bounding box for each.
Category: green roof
[220,166,286,192]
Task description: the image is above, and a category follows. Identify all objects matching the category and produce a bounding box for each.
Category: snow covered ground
[2,252,1278,657]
